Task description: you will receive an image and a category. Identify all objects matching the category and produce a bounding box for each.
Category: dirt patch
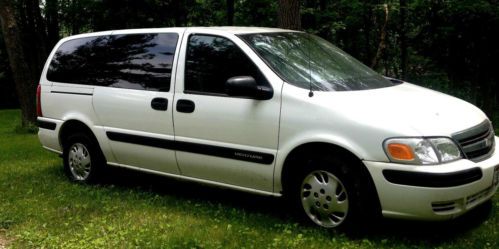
[0,229,10,249]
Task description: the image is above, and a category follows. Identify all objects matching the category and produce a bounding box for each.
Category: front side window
[184,34,268,95]
[47,33,178,92]
[240,32,398,91]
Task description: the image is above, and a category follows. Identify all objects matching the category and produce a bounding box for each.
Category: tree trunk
[0,0,38,126]
[319,0,326,11]
[399,0,408,80]
[173,0,187,27]
[277,0,301,30]
[371,4,389,69]
[227,0,234,26]
[23,0,48,68]
[46,0,59,49]
[362,2,373,64]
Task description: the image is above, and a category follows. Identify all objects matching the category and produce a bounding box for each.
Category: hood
[312,82,488,137]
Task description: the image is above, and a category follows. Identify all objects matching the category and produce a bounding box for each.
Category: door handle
[151,97,168,111]
[176,99,195,113]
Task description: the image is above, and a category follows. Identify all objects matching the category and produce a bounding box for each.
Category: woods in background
[0,0,498,126]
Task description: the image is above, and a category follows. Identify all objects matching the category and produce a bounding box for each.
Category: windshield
[239,32,397,91]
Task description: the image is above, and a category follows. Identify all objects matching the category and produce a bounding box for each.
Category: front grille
[453,121,495,162]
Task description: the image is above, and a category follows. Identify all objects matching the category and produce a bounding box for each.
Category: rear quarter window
[47,33,178,92]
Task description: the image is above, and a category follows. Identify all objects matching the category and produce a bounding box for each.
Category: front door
[173,32,282,192]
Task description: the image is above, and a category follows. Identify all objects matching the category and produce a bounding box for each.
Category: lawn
[0,109,497,249]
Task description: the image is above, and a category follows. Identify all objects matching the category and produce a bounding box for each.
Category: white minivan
[37,27,499,229]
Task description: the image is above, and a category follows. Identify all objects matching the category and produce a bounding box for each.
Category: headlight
[384,137,461,165]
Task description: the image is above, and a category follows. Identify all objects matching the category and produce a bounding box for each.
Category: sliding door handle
[176,99,195,113]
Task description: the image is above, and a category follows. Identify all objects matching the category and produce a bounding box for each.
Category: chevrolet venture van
[37,27,499,229]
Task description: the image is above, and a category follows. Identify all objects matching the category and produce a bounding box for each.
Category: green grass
[0,109,498,249]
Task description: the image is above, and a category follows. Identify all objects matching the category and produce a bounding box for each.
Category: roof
[58,26,300,42]
[188,26,295,34]
[108,26,297,35]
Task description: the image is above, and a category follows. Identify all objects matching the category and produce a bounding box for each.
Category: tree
[277,0,301,30]
[410,0,498,117]
[227,0,234,25]
[45,0,60,48]
[0,0,37,126]
[235,0,276,27]
[371,4,389,69]
[0,30,18,108]
[0,0,497,123]
[172,0,188,26]
[0,0,50,126]
[399,0,407,80]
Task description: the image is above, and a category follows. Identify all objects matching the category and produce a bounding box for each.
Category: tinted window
[47,33,178,92]
[185,34,268,95]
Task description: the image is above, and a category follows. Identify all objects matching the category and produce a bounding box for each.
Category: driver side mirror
[225,76,273,100]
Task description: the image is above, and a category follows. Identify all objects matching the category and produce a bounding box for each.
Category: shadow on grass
[48,164,495,245]
[100,166,288,219]
[110,167,493,230]
[365,200,493,242]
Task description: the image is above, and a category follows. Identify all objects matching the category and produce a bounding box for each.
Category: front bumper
[364,136,499,220]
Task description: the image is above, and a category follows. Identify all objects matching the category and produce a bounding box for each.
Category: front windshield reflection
[241,32,397,91]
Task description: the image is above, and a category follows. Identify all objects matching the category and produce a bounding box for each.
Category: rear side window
[47,33,178,92]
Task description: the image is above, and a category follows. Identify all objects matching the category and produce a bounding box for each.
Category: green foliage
[0,0,499,122]
[299,0,498,117]
[0,109,498,248]
[409,0,499,109]
[234,0,277,27]
[1,0,498,116]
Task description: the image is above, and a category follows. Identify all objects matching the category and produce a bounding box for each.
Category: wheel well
[281,142,383,226]
[281,142,382,218]
[281,142,369,195]
[59,120,98,149]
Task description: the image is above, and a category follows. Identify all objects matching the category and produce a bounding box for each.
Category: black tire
[288,152,380,231]
[63,132,106,183]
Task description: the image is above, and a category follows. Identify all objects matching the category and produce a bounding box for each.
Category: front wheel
[292,153,380,230]
[63,133,105,183]
[301,170,349,228]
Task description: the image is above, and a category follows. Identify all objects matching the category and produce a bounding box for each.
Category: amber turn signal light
[387,143,414,161]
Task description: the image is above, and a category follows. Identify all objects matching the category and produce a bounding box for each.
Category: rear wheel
[63,133,105,183]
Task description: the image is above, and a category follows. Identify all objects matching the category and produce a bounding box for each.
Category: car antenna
[308,61,313,97]
[307,36,314,98]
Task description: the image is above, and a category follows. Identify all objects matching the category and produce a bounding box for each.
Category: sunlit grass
[0,109,497,248]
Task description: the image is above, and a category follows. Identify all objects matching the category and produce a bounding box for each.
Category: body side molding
[106,131,275,164]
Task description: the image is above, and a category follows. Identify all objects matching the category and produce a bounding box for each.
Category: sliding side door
[92,31,182,174]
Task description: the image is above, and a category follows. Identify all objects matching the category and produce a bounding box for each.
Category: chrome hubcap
[301,170,349,228]
[68,143,91,181]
